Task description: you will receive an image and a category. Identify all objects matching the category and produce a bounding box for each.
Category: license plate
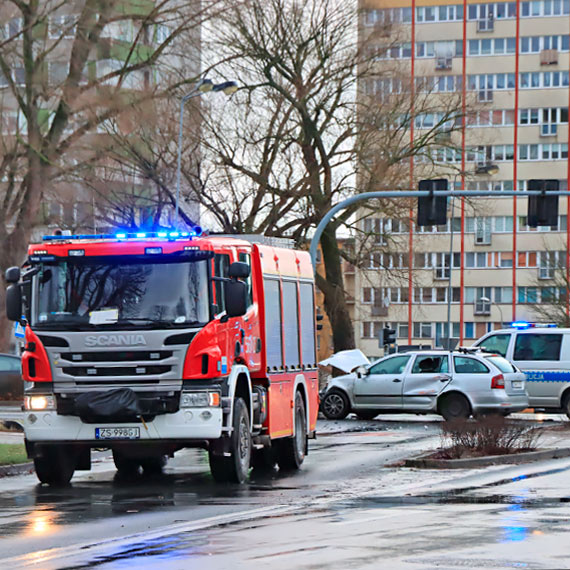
[95,427,140,440]
[512,381,523,390]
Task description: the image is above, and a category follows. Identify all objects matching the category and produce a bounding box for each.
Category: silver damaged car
[320,350,529,421]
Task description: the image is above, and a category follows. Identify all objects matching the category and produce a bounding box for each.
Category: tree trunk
[316,224,355,353]
[0,240,28,353]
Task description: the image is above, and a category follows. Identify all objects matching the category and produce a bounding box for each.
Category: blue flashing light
[511,321,531,329]
[41,228,206,242]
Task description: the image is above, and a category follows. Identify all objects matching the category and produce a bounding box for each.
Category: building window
[362,321,382,339]
[413,322,433,338]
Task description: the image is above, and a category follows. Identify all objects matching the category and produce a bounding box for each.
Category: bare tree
[93,0,466,353]
[0,0,225,350]
[192,0,464,352]
[528,243,570,327]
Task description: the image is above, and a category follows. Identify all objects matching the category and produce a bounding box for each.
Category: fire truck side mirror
[228,262,250,279]
[5,266,20,283]
[224,280,247,318]
[6,284,22,322]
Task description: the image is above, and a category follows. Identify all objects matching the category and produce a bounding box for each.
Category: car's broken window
[411,355,448,374]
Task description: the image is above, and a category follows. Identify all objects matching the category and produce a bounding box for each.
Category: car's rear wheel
[321,389,350,420]
[439,393,471,421]
[562,392,570,420]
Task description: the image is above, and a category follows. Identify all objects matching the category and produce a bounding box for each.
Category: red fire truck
[5,230,319,485]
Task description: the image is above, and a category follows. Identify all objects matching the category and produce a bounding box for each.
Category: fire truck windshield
[33,258,210,329]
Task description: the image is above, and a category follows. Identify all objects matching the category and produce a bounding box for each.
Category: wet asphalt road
[2,416,570,569]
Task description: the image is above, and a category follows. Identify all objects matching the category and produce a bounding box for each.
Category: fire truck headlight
[180,391,220,408]
[24,395,56,411]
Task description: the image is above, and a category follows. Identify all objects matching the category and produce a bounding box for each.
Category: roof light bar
[41,228,204,242]
[510,321,558,329]
[511,321,532,329]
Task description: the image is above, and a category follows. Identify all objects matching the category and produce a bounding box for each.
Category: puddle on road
[58,534,213,570]
[337,492,570,509]
[0,466,308,539]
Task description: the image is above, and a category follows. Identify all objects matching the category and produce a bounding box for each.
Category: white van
[472,326,570,416]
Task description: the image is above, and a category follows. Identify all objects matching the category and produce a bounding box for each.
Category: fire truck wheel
[251,446,277,473]
[209,397,252,484]
[140,455,168,475]
[34,445,75,486]
[112,449,142,475]
[277,391,307,471]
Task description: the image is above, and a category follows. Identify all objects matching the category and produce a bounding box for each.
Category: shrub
[439,416,542,459]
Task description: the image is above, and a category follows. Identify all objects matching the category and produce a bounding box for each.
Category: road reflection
[26,509,58,536]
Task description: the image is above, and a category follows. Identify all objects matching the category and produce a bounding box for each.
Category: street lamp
[174,79,238,228]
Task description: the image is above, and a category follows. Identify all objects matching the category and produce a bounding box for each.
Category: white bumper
[23,407,223,443]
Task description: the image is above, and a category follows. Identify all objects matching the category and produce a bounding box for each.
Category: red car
[0,353,22,401]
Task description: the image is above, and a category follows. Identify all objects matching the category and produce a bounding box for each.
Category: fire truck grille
[59,351,173,362]
[62,365,171,377]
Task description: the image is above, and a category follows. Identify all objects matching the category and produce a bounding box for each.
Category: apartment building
[357,0,570,358]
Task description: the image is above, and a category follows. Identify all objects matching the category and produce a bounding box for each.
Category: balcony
[434,267,450,280]
[538,267,555,280]
[371,304,388,316]
[477,18,494,32]
[475,231,491,245]
[540,49,558,66]
[435,57,452,71]
[474,300,491,315]
[540,123,558,137]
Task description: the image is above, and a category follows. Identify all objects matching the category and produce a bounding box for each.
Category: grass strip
[0,444,28,465]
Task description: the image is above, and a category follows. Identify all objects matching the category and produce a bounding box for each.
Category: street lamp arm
[309,188,570,271]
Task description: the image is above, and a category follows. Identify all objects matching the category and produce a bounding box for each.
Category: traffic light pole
[309,189,570,271]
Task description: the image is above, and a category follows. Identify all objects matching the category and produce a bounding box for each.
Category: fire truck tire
[209,397,252,484]
[251,446,277,473]
[277,391,307,471]
[34,445,75,486]
[112,450,141,475]
[140,455,168,475]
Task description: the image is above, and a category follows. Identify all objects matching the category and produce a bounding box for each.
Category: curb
[0,462,33,477]
[404,447,570,469]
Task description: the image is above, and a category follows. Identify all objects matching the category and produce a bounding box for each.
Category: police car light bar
[509,321,557,329]
[42,227,203,242]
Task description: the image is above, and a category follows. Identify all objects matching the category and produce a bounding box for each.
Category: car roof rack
[455,346,481,354]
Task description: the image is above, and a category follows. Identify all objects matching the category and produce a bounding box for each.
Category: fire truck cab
[5,231,319,485]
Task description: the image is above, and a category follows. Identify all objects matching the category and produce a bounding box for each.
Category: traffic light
[417,179,448,226]
[527,179,559,228]
[380,326,397,347]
